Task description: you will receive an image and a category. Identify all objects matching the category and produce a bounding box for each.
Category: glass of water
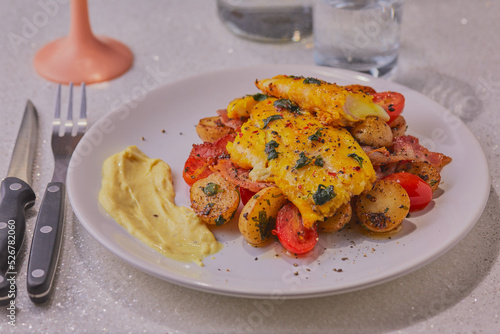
[313,0,403,77]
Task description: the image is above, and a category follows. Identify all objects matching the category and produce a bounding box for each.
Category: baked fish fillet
[255,75,389,126]
[226,97,376,228]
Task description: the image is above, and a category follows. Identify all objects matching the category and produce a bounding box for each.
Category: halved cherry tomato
[372,91,405,124]
[182,133,236,186]
[384,172,433,211]
[239,187,256,206]
[273,203,318,255]
[182,155,214,185]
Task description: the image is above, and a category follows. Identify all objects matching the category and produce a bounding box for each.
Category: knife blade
[0,101,38,305]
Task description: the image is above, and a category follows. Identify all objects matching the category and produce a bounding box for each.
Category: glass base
[217,2,312,43]
[314,55,398,78]
[34,35,133,84]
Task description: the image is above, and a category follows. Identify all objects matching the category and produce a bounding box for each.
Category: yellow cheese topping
[98,146,222,266]
[227,98,376,228]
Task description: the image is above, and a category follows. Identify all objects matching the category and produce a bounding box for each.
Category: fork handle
[27,181,65,304]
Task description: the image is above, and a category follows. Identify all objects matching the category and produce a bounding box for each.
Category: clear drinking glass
[313,0,403,77]
[217,0,313,42]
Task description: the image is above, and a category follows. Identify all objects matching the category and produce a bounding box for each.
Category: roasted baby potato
[354,180,410,233]
[389,115,407,137]
[239,187,287,247]
[190,172,240,226]
[196,116,234,143]
[317,202,352,233]
[395,160,441,192]
[350,116,393,148]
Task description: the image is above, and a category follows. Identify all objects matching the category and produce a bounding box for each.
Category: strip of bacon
[363,146,393,165]
[190,133,235,159]
[362,136,451,171]
[210,159,274,193]
[392,135,452,170]
[216,109,246,130]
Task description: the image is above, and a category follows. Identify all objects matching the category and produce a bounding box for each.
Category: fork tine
[54,84,61,118]
[65,82,74,136]
[77,83,87,134]
[53,84,62,136]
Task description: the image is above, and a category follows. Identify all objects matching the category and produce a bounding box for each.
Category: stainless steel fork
[27,83,87,304]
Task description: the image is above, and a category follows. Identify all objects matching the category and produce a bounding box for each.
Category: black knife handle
[27,181,65,304]
[0,177,35,305]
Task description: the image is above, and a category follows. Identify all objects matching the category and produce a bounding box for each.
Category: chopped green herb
[294,152,312,169]
[313,184,336,206]
[252,210,275,240]
[308,129,323,142]
[251,93,268,101]
[215,215,227,226]
[303,77,322,85]
[314,156,324,167]
[274,99,301,114]
[202,203,215,215]
[262,114,283,129]
[265,140,279,160]
[202,182,222,196]
[348,153,364,167]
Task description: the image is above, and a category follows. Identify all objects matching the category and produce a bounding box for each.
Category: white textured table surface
[1,0,499,333]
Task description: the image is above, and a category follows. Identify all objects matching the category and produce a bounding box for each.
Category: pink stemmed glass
[34,0,133,84]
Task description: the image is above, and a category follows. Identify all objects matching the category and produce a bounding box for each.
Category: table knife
[0,101,38,305]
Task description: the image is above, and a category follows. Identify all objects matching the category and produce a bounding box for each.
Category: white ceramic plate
[67,65,490,299]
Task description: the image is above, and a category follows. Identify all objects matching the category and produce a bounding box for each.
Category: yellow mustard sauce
[98,145,223,266]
